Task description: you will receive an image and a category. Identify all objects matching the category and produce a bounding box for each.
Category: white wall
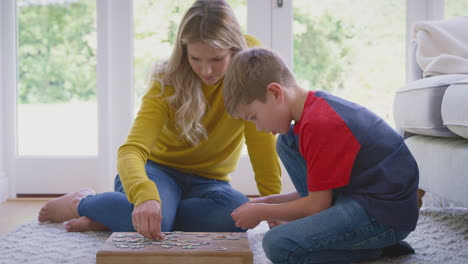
[230,155,296,196]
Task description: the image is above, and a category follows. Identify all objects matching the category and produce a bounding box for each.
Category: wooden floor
[0,198,50,236]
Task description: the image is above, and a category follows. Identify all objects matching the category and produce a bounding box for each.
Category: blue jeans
[267,126,410,264]
[77,160,249,232]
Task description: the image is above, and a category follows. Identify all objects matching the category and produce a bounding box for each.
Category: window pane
[293,0,405,126]
[133,0,247,115]
[445,0,468,18]
[17,0,97,155]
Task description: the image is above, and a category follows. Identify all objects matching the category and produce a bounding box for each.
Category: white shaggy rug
[1,204,467,263]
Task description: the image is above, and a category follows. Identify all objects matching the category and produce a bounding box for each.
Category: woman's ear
[266,83,285,104]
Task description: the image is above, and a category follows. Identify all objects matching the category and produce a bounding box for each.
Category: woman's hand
[132,200,164,240]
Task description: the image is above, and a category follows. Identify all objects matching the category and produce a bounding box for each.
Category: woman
[38,0,281,239]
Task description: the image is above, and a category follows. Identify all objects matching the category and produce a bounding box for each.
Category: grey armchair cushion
[442,79,468,139]
[394,74,468,138]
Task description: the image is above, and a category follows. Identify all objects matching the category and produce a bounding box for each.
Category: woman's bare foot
[38,188,96,223]
[65,216,109,232]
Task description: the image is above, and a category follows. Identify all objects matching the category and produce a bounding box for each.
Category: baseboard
[0,172,9,203]
[17,193,64,198]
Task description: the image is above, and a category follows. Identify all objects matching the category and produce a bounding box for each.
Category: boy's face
[186,41,232,86]
[238,90,292,135]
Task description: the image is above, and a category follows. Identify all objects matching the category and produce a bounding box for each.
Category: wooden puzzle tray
[96,231,253,264]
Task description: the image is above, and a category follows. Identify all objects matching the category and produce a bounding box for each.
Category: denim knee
[263,228,294,263]
[276,126,300,158]
[276,127,294,151]
[276,125,309,198]
[200,186,226,200]
[114,174,124,193]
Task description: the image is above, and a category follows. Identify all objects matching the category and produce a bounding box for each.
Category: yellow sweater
[117,36,282,206]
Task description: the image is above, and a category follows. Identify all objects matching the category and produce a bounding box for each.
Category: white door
[2,0,133,196]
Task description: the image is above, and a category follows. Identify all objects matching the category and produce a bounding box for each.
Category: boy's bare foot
[65,216,109,232]
[38,188,96,223]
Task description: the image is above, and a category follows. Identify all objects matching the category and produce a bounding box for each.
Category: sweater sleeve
[245,34,262,47]
[244,121,282,196]
[117,82,170,206]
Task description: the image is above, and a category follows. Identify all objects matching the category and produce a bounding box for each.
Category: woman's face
[186,41,232,85]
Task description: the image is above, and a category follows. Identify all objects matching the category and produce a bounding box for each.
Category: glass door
[14,0,101,195]
[6,0,136,196]
[17,0,98,156]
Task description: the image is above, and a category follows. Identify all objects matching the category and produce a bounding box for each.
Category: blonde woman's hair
[223,48,296,117]
[151,0,247,146]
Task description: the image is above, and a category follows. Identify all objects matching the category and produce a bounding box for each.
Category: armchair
[393,16,468,208]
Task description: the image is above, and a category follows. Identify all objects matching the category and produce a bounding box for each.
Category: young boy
[223,48,419,264]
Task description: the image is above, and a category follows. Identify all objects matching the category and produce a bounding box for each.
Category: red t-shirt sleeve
[298,99,361,192]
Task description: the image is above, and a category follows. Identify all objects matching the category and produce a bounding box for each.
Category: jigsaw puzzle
[96,231,253,264]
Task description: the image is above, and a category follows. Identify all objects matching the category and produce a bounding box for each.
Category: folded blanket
[412,16,468,77]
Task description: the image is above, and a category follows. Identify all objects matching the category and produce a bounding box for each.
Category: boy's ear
[266,83,284,104]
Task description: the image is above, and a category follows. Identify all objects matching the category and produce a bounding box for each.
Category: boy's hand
[232,196,269,214]
[231,203,265,229]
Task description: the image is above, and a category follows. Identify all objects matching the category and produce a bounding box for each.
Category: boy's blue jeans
[268,126,411,264]
[77,160,248,232]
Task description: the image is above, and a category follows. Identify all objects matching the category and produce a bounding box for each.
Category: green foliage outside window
[293,10,353,91]
[17,0,96,104]
[133,0,194,103]
[17,0,249,106]
[133,0,247,104]
[445,0,468,18]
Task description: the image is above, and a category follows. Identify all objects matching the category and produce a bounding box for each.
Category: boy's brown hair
[223,48,296,117]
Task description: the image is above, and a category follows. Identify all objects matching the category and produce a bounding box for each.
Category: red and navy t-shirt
[293,91,419,231]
